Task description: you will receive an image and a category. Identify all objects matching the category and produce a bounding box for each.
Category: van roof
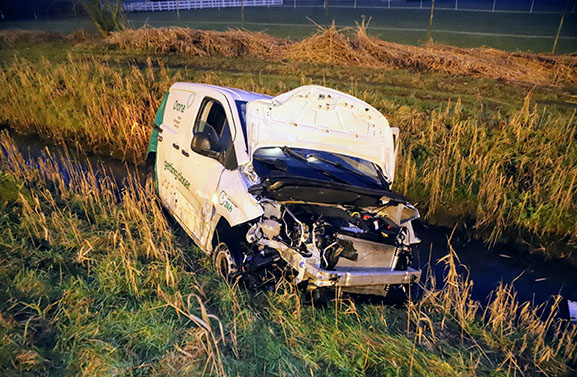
[170,82,272,102]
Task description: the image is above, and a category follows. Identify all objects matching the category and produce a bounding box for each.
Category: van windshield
[252,146,388,191]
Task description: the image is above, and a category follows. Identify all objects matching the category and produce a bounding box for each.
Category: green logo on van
[218,190,236,213]
[173,100,186,113]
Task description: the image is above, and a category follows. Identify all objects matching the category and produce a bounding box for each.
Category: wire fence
[123,0,282,12]
[120,0,577,13]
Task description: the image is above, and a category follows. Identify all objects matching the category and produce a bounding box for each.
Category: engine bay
[234,194,421,295]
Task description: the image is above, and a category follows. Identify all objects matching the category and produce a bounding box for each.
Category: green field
[1,7,576,52]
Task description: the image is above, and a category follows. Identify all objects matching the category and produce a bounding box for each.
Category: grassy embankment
[0,27,576,260]
[1,131,576,376]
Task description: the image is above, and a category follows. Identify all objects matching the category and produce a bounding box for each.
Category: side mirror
[191,132,221,160]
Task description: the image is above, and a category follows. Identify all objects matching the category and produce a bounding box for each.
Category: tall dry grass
[0,131,178,293]
[0,55,174,163]
[396,95,577,247]
[413,240,577,375]
[1,54,575,255]
[0,131,228,376]
[106,24,577,87]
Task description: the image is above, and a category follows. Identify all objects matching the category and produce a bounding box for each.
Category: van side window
[193,97,237,169]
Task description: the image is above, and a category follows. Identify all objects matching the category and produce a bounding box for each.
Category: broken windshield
[252,146,388,191]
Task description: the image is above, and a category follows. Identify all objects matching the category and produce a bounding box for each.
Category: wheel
[213,242,240,281]
[384,284,409,307]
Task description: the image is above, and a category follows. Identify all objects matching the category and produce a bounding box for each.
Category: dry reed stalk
[416,237,577,375]
[0,131,180,290]
[160,291,227,377]
[394,92,577,248]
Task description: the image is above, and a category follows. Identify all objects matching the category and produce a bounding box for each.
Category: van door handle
[181,150,189,157]
[172,143,180,150]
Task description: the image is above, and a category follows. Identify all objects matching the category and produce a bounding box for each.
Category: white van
[147,83,421,297]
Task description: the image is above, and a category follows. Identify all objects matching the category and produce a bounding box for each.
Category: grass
[0,131,576,376]
[0,29,575,260]
[0,29,576,373]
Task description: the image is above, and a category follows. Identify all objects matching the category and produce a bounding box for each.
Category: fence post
[552,0,570,54]
[241,0,244,28]
[324,0,328,28]
[427,0,435,44]
[492,0,496,12]
[455,0,458,10]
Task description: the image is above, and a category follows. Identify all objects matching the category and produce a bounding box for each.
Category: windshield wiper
[253,155,288,171]
[280,146,350,185]
[300,151,386,189]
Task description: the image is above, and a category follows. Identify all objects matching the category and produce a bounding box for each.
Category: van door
[178,94,238,248]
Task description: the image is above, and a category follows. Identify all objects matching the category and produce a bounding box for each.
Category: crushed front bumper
[260,239,421,296]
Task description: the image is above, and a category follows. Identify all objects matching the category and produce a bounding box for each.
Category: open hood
[246,85,398,183]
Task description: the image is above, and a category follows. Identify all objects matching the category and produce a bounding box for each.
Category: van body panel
[214,169,263,227]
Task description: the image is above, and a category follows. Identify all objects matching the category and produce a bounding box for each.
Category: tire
[213,242,240,281]
[384,284,409,307]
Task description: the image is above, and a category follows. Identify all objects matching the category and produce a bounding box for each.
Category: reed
[1,51,576,258]
[0,55,174,163]
[395,95,577,248]
[0,131,224,375]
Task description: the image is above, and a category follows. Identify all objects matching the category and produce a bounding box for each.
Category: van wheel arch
[145,151,157,172]
[212,218,249,267]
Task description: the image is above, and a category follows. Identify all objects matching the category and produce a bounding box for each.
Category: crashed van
[146,83,421,297]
